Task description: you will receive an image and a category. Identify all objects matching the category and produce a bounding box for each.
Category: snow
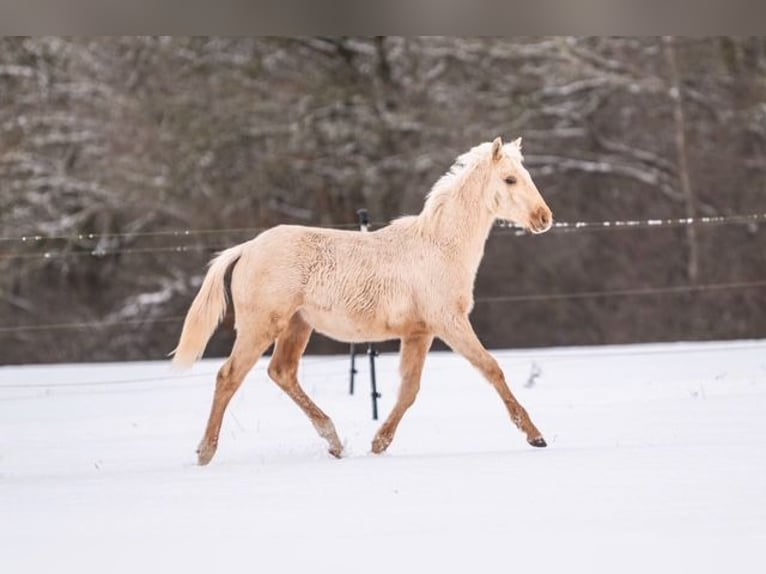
[2,340,765,573]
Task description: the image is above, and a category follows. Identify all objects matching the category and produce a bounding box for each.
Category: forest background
[1,36,764,364]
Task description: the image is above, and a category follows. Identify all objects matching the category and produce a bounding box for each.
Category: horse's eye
[505,176,517,185]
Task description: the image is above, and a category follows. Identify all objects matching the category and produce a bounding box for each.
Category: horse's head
[486,136,553,234]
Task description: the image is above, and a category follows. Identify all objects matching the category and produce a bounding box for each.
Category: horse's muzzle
[529,207,553,234]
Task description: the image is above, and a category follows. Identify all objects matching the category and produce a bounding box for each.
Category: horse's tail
[171,243,245,369]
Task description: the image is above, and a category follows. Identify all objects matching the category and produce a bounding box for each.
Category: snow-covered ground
[2,340,765,573]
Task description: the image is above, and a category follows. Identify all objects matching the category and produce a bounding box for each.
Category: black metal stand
[349,343,357,394]
[347,208,380,420]
[368,345,380,420]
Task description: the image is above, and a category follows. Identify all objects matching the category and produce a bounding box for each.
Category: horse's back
[238,222,433,342]
[232,223,386,298]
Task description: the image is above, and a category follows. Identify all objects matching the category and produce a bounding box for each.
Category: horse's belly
[299,305,399,343]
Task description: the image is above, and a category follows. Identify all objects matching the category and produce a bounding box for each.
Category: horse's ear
[491,137,503,161]
[512,137,522,150]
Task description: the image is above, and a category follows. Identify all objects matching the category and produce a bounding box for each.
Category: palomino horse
[173,137,553,465]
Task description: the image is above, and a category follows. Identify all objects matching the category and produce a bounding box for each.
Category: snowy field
[2,340,765,573]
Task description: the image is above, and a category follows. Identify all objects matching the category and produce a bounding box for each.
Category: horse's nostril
[540,211,550,225]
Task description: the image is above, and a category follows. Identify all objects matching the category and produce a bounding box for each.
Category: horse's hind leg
[268,312,344,458]
[439,316,546,448]
[372,334,433,454]
[197,329,273,465]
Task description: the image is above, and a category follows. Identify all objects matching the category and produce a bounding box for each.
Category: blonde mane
[418,140,524,224]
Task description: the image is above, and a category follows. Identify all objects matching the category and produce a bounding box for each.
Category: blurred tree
[1,37,765,364]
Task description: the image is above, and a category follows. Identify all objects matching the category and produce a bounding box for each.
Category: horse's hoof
[528,437,547,448]
[371,435,391,454]
[196,443,216,466]
[328,446,344,459]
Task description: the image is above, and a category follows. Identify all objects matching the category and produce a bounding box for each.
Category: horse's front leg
[439,316,546,447]
[372,334,433,454]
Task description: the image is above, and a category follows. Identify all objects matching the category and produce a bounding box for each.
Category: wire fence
[0,212,763,260]
[0,355,360,390]
[0,221,361,244]
[496,212,766,235]
[0,316,186,334]
[3,339,763,392]
[476,279,766,303]
[2,278,765,335]
[1,212,764,337]
[0,244,223,261]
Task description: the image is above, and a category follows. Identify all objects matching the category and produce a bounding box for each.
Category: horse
[173,136,553,465]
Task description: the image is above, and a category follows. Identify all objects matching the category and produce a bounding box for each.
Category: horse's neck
[422,184,496,278]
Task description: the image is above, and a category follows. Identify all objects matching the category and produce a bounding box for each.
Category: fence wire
[2,278,765,335]
[1,212,764,336]
[3,340,763,391]
[0,244,224,261]
[0,221,361,244]
[476,279,766,303]
[496,212,766,235]
[0,212,763,260]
